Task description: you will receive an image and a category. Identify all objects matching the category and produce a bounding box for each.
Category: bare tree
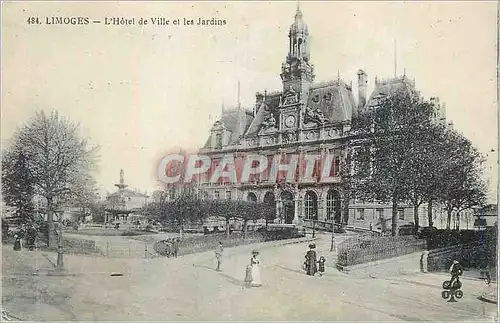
[10,111,98,247]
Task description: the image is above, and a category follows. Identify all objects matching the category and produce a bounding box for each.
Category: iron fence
[337,235,426,267]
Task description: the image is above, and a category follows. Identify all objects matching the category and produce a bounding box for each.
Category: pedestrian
[26,225,37,251]
[173,238,179,258]
[215,241,223,271]
[250,250,262,287]
[317,256,326,277]
[13,233,21,251]
[305,243,317,276]
[420,250,429,273]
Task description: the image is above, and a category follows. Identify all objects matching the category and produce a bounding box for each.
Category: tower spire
[281,2,314,91]
[237,80,241,109]
[296,0,302,18]
[394,38,397,78]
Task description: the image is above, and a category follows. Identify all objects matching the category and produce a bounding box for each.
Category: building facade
[197,6,446,231]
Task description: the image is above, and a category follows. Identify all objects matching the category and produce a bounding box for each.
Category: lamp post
[56,210,64,271]
[330,218,336,252]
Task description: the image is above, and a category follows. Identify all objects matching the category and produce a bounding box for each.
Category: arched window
[304,191,318,220]
[247,192,257,202]
[326,189,341,223]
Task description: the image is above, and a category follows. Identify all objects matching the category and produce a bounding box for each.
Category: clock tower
[279,4,314,137]
[280,4,315,97]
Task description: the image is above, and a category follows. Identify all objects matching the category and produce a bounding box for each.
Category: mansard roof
[365,75,415,109]
[203,107,254,148]
[245,93,281,136]
[244,80,356,136]
[307,80,356,123]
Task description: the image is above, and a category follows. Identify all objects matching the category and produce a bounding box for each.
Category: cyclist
[449,260,463,287]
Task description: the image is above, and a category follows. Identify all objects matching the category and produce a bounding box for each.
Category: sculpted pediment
[259,113,277,133]
[304,106,328,126]
[282,86,299,106]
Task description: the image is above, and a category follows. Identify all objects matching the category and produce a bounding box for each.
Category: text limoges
[46,16,90,25]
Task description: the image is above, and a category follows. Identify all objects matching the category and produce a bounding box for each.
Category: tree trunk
[179,222,184,238]
[392,198,398,236]
[342,193,350,225]
[413,204,420,233]
[226,218,230,240]
[427,200,434,228]
[47,197,57,248]
[456,212,461,230]
[446,209,452,229]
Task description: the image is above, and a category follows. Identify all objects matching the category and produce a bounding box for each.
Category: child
[317,256,326,277]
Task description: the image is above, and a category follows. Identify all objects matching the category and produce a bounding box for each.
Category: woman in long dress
[305,243,317,276]
[250,250,262,287]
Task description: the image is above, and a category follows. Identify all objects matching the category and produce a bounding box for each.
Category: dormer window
[215,133,222,149]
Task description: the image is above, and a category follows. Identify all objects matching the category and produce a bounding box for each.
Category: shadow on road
[192,263,245,287]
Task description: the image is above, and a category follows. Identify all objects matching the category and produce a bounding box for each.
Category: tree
[71,175,98,223]
[209,199,240,239]
[156,188,208,237]
[437,129,487,229]
[1,149,35,224]
[89,200,106,223]
[404,122,449,232]
[8,111,98,247]
[350,85,438,236]
[237,201,264,239]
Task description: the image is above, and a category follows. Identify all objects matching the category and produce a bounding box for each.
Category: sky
[2,1,498,202]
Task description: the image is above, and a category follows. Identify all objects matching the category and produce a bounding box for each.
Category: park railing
[337,235,426,267]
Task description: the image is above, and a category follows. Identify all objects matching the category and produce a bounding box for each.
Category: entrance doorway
[281,191,294,224]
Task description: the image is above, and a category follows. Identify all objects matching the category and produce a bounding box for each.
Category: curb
[479,292,498,304]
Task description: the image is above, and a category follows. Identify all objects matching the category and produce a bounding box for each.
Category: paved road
[2,233,497,321]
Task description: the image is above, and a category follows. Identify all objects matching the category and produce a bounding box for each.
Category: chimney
[255,92,264,116]
[357,69,368,109]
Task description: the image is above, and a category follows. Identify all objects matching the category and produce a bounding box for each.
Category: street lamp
[330,217,336,252]
[56,210,64,271]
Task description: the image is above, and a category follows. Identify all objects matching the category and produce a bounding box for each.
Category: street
[2,232,497,321]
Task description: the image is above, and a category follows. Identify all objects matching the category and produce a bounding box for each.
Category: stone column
[293,184,300,225]
[320,192,328,221]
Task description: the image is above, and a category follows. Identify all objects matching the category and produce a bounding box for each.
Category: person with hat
[250,250,262,287]
[305,243,317,276]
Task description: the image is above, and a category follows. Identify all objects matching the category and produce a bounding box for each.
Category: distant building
[104,169,149,223]
[474,204,498,229]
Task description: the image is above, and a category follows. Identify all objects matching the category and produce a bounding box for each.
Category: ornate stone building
[198,6,446,231]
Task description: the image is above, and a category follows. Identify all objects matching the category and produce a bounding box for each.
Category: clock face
[285,115,296,128]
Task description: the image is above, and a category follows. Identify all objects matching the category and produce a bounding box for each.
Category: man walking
[215,241,223,271]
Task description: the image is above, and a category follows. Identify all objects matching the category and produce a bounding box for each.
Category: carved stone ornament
[304,106,328,125]
[283,131,296,143]
[261,113,277,130]
[266,136,276,145]
[282,85,299,106]
[328,128,337,137]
